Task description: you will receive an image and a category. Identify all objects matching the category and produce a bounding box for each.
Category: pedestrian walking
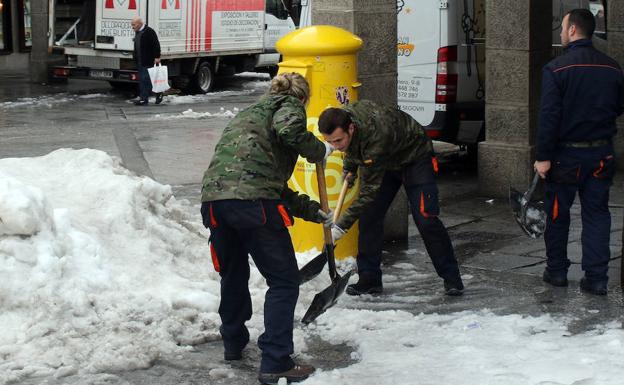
[535,9,624,295]
[131,17,163,105]
[318,100,464,297]
[200,72,334,384]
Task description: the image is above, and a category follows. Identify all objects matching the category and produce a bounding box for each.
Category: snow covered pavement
[1,149,623,385]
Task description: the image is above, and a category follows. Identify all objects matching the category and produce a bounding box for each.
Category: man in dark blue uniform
[535,9,624,295]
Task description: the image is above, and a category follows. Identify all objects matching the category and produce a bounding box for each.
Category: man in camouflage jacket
[201,93,333,380]
[319,100,464,296]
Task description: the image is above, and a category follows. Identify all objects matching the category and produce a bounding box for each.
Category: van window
[266,0,290,20]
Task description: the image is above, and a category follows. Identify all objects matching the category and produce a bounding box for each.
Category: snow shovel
[299,173,351,285]
[509,171,547,238]
[301,164,353,325]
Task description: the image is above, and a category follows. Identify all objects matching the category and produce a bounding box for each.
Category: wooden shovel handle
[333,173,351,222]
[315,163,333,248]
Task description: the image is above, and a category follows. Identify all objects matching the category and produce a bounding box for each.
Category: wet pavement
[1,71,623,385]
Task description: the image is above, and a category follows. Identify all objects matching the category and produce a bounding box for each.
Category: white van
[397,0,607,147]
[397,0,486,147]
[49,0,297,93]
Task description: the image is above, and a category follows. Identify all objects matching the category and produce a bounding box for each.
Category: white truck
[48,0,298,93]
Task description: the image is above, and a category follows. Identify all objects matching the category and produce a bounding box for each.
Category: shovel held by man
[301,164,353,324]
[299,173,351,284]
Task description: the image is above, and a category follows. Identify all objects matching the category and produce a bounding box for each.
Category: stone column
[312,0,408,240]
[478,0,552,196]
[29,0,51,83]
[607,0,624,169]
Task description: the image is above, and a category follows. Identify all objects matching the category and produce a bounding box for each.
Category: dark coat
[133,25,161,68]
[536,39,624,161]
[337,100,434,230]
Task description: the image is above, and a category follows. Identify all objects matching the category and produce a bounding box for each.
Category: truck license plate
[90,70,113,79]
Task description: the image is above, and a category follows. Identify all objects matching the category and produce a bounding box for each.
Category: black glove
[342,170,356,188]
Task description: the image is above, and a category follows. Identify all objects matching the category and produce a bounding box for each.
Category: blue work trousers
[356,161,461,284]
[544,145,615,284]
[201,199,299,373]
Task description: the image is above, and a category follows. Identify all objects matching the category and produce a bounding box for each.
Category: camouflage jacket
[337,100,434,230]
[201,94,326,221]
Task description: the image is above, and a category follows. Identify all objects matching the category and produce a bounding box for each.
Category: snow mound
[0,174,53,235]
[0,149,221,383]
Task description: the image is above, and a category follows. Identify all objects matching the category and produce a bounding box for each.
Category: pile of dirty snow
[0,149,224,382]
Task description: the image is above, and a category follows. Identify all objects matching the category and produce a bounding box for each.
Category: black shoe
[542,270,568,287]
[258,363,315,384]
[444,279,464,296]
[345,277,383,296]
[155,93,164,104]
[134,99,148,106]
[580,277,607,296]
[224,350,242,361]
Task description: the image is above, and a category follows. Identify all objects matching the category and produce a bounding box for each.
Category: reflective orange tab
[552,195,559,221]
[209,203,218,227]
[210,243,221,272]
[277,204,293,227]
[364,159,374,166]
[420,192,430,218]
[593,161,605,178]
[432,156,439,173]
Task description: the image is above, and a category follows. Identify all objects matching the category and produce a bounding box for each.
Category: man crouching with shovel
[318,101,464,296]
[200,73,334,384]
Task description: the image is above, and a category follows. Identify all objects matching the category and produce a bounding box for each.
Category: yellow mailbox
[276,25,363,259]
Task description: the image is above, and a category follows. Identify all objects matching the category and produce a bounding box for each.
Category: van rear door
[397,0,441,127]
[96,0,147,51]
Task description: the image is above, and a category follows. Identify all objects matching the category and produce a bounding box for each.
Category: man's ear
[348,122,356,135]
[569,23,576,36]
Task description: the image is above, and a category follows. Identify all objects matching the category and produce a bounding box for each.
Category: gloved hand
[324,142,335,161]
[331,224,346,243]
[342,170,356,188]
[316,209,334,228]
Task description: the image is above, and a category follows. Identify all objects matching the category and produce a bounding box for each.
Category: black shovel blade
[301,271,353,325]
[509,186,523,214]
[299,248,333,285]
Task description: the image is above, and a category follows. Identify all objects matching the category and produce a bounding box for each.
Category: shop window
[18,0,31,51]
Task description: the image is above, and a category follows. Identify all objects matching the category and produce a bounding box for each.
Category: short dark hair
[567,8,595,38]
[318,108,352,135]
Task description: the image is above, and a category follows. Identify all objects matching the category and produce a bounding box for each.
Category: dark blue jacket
[536,39,624,161]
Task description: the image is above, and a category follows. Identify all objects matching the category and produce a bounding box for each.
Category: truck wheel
[171,76,191,93]
[192,62,214,94]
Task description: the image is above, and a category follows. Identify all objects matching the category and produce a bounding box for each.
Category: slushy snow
[1,149,623,385]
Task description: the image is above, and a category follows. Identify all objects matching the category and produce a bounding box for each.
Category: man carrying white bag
[131,17,166,106]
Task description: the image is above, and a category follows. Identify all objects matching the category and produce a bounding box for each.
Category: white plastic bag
[148,64,170,93]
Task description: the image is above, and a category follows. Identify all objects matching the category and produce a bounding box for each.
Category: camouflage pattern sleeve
[281,185,322,222]
[335,163,384,231]
[273,102,325,163]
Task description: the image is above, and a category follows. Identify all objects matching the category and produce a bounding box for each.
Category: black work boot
[346,276,383,296]
[258,363,315,384]
[580,277,607,296]
[542,270,568,287]
[443,278,464,296]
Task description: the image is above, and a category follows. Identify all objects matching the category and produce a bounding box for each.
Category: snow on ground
[0,93,113,109]
[153,107,239,120]
[0,149,221,383]
[303,309,624,385]
[1,149,624,385]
